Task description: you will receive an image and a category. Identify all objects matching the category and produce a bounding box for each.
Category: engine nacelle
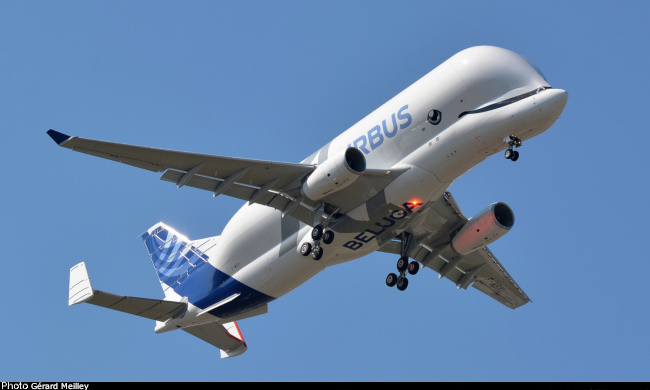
[451,202,515,255]
[301,147,366,201]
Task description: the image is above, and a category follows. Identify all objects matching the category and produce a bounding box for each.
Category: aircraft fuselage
[163,46,568,326]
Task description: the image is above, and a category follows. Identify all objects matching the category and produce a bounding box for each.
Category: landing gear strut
[300,224,335,261]
[504,135,522,162]
[385,232,420,291]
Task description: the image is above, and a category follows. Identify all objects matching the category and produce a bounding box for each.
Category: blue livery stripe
[141,224,274,319]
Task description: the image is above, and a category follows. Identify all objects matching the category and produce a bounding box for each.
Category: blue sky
[2,1,649,382]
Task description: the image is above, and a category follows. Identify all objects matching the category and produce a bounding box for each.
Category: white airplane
[50,45,567,358]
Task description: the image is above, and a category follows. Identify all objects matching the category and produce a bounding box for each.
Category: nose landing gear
[504,135,522,162]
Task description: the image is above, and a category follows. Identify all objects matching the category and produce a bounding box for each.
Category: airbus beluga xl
[49,45,568,358]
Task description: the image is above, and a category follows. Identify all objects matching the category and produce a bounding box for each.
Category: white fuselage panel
[207,46,567,299]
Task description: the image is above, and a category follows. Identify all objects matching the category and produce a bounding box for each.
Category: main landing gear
[385,232,420,291]
[300,224,335,261]
[504,135,522,162]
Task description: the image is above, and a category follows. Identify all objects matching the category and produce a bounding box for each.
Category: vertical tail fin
[141,222,219,297]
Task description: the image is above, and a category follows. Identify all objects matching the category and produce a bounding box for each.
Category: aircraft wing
[47,130,408,226]
[378,192,531,309]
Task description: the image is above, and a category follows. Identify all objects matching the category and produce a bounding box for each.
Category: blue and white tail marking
[141,222,213,296]
[141,222,274,318]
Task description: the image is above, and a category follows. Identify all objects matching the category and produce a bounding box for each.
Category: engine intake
[302,148,366,201]
[451,202,514,255]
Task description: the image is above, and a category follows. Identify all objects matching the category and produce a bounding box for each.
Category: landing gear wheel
[505,136,522,161]
[407,261,420,275]
[300,242,312,257]
[322,230,335,245]
[311,246,323,260]
[397,256,409,272]
[396,277,409,291]
[510,151,519,162]
[311,225,323,241]
[386,273,398,287]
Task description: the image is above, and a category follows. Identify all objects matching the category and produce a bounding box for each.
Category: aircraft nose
[540,88,568,120]
[507,87,568,136]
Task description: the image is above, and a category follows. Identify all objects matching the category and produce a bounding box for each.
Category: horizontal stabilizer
[69,262,94,305]
[68,262,187,321]
[183,321,247,358]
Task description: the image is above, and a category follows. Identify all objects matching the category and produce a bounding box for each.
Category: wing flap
[411,243,530,309]
[468,247,531,309]
[160,169,258,200]
[159,168,315,221]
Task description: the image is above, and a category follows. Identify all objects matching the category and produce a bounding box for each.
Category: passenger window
[428,109,442,125]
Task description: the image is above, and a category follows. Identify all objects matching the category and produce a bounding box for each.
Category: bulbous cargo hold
[48,46,567,357]
[301,148,366,201]
[451,203,515,255]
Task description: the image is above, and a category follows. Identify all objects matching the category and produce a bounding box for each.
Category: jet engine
[450,202,515,255]
[301,147,366,201]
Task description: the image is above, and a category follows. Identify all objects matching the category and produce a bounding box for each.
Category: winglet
[47,129,72,145]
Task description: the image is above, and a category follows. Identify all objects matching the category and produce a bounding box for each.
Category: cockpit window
[458,87,552,118]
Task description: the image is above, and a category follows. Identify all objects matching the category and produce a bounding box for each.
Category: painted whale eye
[428,109,441,125]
